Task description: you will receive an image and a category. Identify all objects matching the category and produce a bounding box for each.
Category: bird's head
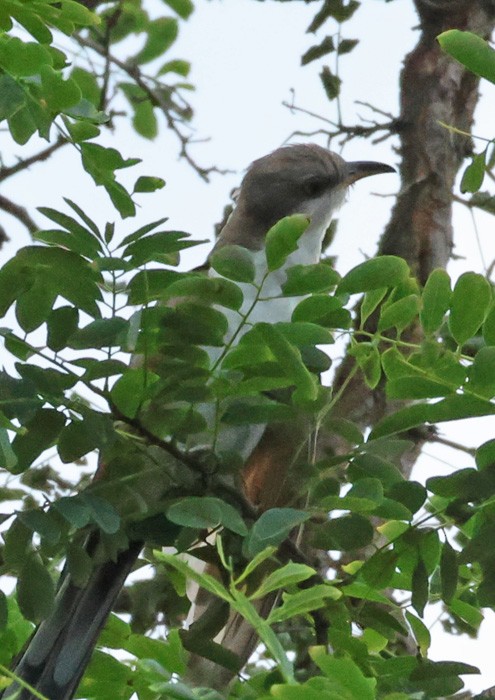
[215,143,395,251]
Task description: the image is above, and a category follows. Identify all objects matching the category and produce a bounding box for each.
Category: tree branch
[0,138,67,184]
[0,194,38,234]
[74,34,230,182]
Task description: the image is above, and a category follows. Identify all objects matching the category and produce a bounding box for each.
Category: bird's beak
[343,161,396,185]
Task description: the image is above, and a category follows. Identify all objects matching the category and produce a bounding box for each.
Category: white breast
[188,189,346,459]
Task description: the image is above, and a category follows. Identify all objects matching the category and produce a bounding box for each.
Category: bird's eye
[303,177,327,198]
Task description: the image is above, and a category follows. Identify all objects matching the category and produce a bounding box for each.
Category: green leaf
[476,438,495,470]
[221,400,294,425]
[321,477,383,513]
[251,562,315,600]
[167,497,247,535]
[386,481,426,515]
[449,272,492,346]
[18,510,60,545]
[449,598,483,629]
[133,100,158,139]
[461,151,486,193]
[70,67,100,105]
[267,584,341,624]
[361,287,387,327]
[16,365,76,396]
[301,36,335,65]
[134,17,178,64]
[81,493,120,534]
[46,306,79,352]
[0,73,25,120]
[58,413,111,463]
[69,317,129,350]
[0,36,53,77]
[245,508,310,557]
[40,64,81,112]
[361,549,398,588]
[53,496,91,529]
[162,0,194,19]
[0,427,17,471]
[378,294,420,334]
[66,542,93,587]
[37,207,102,256]
[440,541,458,604]
[158,59,191,76]
[338,256,410,294]
[312,514,374,551]
[127,269,181,304]
[371,394,495,439]
[274,321,334,347]
[64,198,101,237]
[411,558,428,617]
[7,102,38,145]
[292,294,350,328]
[66,119,100,143]
[282,263,339,295]
[59,0,100,26]
[420,269,452,333]
[338,38,359,55]
[265,215,310,271]
[484,304,495,346]
[17,555,55,623]
[162,276,244,311]
[0,246,102,320]
[125,631,186,675]
[111,368,157,419]
[157,551,232,603]
[133,175,165,192]
[11,409,65,473]
[410,659,479,680]
[438,29,495,84]
[255,323,318,402]
[405,610,431,655]
[158,302,228,346]
[349,452,403,487]
[0,590,7,631]
[320,65,341,100]
[469,346,495,398]
[349,342,381,388]
[123,230,199,265]
[80,143,138,218]
[311,648,376,700]
[209,245,256,283]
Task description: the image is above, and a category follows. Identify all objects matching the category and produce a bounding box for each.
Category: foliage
[1,200,494,696]
[0,4,495,700]
[0,0,193,223]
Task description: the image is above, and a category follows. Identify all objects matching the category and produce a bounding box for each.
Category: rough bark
[332,0,495,447]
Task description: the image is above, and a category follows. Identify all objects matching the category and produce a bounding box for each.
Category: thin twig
[74,34,230,181]
[0,194,38,233]
[283,96,401,147]
[0,137,67,183]
[430,433,477,456]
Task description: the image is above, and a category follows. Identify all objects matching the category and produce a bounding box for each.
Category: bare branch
[0,194,38,234]
[74,34,231,181]
[0,137,67,183]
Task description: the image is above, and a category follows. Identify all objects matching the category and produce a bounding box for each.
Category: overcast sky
[1,0,495,692]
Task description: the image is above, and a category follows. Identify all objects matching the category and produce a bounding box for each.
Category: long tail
[2,539,142,700]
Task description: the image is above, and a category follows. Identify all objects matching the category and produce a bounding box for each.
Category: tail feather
[2,540,142,700]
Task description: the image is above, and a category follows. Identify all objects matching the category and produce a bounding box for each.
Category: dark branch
[74,34,230,182]
[0,194,38,233]
[0,138,67,183]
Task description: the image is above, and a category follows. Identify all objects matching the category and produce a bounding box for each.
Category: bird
[1,144,394,700]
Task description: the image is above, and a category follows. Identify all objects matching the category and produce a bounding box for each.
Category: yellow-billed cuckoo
[2,144,394,700]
